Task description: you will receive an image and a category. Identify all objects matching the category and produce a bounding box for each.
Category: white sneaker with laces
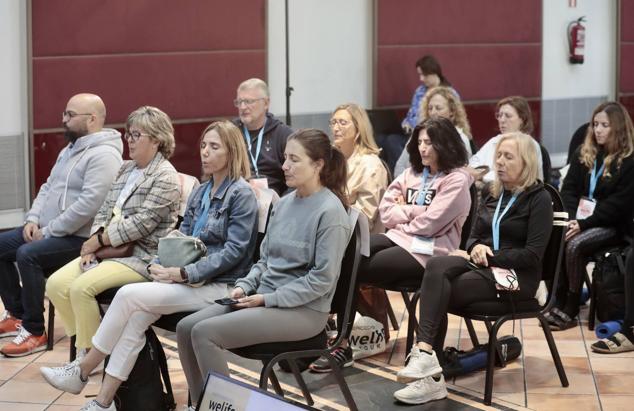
[40,360,87,394]
[80,399,116,410]
[396,346,443,383]
[393,374,448,405]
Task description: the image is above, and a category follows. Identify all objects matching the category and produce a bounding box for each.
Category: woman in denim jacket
[40,120,259,411]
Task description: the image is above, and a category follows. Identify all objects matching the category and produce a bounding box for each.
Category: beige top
[347,151,389,233]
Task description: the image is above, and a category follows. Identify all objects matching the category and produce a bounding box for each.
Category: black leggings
[624,249,634,330]
[417,256,499,353]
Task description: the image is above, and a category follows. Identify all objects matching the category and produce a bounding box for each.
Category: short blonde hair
[419,87,471,137]
[332,103,381,156]
[490,132,540,197]
[200,121,251,181]
[126,106,175,159]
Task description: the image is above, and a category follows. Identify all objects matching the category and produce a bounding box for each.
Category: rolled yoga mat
[595,320,623,339]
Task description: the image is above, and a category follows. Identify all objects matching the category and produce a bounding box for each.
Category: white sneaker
[396,346,443,383]
[393,374,448,405]
[80,399,116,410]
[40,361,87,394]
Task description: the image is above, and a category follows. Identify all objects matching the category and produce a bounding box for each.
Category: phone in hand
[214,297,240,306]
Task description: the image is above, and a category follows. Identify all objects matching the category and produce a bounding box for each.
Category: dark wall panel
[33,51,264,129]
[32,0,265,56]
[620,45,634,94]
[621,0,634,42]
[378,0,541,45]
[377,45,541,106]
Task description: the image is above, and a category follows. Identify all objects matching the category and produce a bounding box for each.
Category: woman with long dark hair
[175,129,351,406]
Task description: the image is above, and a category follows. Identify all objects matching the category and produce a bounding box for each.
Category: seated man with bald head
[233,78,293,195]
[0,93,123,357]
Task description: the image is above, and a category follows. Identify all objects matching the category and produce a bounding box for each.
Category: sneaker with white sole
[393,374,448,405]
[40,360,87,394]
[396,346,443,383]
[80,399,116,410]
[0,311,21,338]
[0,326,47,357]
[308,346,353,373]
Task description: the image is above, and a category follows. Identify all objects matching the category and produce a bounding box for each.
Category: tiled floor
[0,293,632,410]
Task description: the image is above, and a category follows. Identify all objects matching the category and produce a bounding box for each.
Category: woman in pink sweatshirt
[312,117,473,371]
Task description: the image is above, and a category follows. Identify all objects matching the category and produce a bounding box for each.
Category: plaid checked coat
[91,152,180,278]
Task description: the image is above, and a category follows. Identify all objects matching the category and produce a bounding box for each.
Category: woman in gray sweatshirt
[176,129,351,404]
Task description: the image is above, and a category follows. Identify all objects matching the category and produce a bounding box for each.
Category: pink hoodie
[380,167,473,267]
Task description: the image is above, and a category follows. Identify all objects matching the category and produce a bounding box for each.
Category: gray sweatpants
[176,304,329,402]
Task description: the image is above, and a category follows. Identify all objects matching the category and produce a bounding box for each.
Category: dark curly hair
[407,117,468,174]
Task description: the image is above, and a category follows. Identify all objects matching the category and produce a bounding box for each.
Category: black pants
[333,234,422,338]
[417,256,499,354]
[624,248,634,330]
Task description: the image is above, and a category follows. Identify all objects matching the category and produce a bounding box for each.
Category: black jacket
[233,112,294,195]
[561,148,634,233]
[467,183,553,298]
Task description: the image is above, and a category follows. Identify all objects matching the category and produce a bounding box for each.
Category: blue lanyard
[416,168,439,205]
[492,191,518,251]
[588,160,605,200]
[192,181,213,237]
[243,118,266,177]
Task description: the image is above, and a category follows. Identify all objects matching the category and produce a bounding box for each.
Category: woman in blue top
[40,120,259,411]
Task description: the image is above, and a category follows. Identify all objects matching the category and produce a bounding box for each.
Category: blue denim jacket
[179,177,258,284]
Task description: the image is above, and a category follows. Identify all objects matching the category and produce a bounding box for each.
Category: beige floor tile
[526,370,593,395]
[0,361,28,381]
[599,394,634,411]
[595,373,634,395]
[590,356,634,374]
[0,380,61,404]
[0,402,46,411]
[522,324,584,341]
[523,338,588,357]
[453,370,524,394]
[493,392,526,408]
[526,393,600,411]
[524,355,591,374]
[46,406,81,411]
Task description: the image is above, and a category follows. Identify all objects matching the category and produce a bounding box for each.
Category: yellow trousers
[46,257,146,349]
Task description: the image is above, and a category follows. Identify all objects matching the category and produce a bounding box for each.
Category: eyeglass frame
[329,118,352,128]
[124,130,151,142]
[233,97,266,108]
[62,111,93,120]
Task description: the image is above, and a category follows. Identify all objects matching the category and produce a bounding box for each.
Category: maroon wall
[620,0,634,115]
[375,0,542,145]
[31,0,266,191]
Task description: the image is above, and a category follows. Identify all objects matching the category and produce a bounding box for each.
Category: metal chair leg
[538,314,569,387]
[464,319,480,347]
[46,300,55,351]
[69,335,77,362]
[288,359,314,406]
[325,354,358,411]
[260,360,285,397]
[384,291,399,331]
[483,319,503,406]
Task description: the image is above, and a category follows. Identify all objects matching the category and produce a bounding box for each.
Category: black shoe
[308,346,353,373]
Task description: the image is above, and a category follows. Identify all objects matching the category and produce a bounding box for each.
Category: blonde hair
[332,103,381,156]
[126,106,175,159]
[579,101,634,178]
[419,87,471,137]
[200,121,251,180]
[490,132,540,197]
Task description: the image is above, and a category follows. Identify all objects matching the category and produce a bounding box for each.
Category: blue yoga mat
[595,320,623,339]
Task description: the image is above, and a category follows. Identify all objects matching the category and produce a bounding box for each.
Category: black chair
[449,183,569,405]
[383,182,479,353]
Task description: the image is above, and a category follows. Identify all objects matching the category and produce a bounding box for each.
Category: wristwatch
[180,268,188,283]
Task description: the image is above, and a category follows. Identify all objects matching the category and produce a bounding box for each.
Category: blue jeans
[0,227,84,335]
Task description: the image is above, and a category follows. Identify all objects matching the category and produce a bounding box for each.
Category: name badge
[575,196,596,220]
[491,266,520,291]
[249,177,269,190]
[411,236,435,255]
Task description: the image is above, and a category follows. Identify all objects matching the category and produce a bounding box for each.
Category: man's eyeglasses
[124,131,150,142]
[233,98,265,107]
[62,111,93,120]
[329,119,351,128]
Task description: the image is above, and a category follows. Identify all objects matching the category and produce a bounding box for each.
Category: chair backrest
[459,183,479,250]
[540,144,553,186]
[329,211,363,347]
[177,173,200,217]
[541,184,569,310]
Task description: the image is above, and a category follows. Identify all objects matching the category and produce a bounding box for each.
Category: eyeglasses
[233,98,265,107]
[62,111,93,120]
[124,131,150,142]
[329,119,351,128]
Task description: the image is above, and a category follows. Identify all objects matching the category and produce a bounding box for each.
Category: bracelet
[97,233,105,247]
[180,268,188,283]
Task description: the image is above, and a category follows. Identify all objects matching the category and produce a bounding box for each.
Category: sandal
[548,308,578,331]
[591,332,634,354]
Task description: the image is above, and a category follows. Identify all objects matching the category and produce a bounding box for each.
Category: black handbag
[593,247,628,322]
